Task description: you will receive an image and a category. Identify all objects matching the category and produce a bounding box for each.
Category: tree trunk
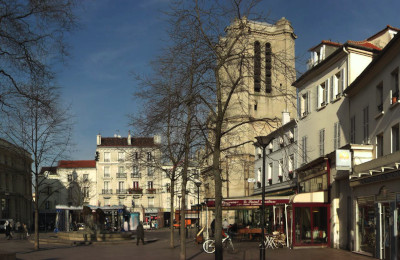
[213,131,223,260]
[34,177,40,250]
[170,178,175,248]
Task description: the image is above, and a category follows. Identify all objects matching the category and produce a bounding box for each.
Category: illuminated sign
[336,149,351,170]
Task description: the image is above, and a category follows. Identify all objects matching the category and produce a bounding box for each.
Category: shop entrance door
[379,203,391,260]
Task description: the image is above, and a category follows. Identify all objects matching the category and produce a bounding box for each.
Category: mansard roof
[99,137,157,147]
[58,160,96,168]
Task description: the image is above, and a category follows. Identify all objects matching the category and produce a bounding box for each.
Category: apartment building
[160,164,202,227]
[0,138,32,226]
[38,160,96,230]
[253,112,297,229]
[96,133,162,225]
[345,30,400,260]
[292,25,398,249]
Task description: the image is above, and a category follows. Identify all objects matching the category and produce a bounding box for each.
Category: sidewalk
[0,230,373,260]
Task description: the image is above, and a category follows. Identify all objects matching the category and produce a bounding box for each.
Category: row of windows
[103,197,154,207]
[254,41,272,93]
[375,68,400,114]
[103,166,154,178]
[101,151,153,162]
[67,173,89,182]
[299,69,345,117]
[103,181,155,191]
[257,154,295,185]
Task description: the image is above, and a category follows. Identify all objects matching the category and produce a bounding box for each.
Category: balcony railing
[147,188,157,194]
[117,172,127,178]
[116,189,128,194]
[102,189,113,194]
[128,188,142,194]
[131,173,141,178]
[104,174,111,179]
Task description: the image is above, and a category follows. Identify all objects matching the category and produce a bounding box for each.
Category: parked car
[143,222,151,230]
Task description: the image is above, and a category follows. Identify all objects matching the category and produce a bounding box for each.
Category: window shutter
[328,76,333,102]
[297,93,301,118]
[316,85,320,108]
[341,69,345,93]
[337,122,340,148]
[307,91,311,113]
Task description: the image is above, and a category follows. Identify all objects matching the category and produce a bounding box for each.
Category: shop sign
[336,149,351,170]
[206,199,289,207]
[145,208,158,213]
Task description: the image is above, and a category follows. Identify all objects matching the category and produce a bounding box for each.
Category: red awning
[206,198,290,208]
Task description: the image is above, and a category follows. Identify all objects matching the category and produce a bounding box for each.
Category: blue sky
[57,0,400,160]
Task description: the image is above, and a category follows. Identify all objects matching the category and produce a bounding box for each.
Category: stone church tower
[204,17,297,204]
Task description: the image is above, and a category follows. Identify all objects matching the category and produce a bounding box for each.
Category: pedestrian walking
[136,221,145,245]
[5,221,13,240]
[22,223,29,239]
[211,219,215,237]
[222,219,229,232]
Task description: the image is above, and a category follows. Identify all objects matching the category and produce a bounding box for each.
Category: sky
[56,0,400,161]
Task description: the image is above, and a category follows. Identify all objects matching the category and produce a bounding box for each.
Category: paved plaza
[0,229,373,260]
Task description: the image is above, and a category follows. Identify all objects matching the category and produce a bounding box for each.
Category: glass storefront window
[295,207,311,244]
[358,202,375,255]
[312,207,327,243]
[294,205,328,245]
[397,203,400,260]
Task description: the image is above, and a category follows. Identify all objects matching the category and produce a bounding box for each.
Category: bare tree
[0,83,73,250]
[0,0,78,109]
[147,1,298,259]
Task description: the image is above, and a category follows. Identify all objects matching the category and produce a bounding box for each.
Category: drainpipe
[342,47,350,89]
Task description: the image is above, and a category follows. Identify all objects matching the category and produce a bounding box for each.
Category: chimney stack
[282,111,290,125]
[128,131,131,145]
[154,135,161,144]
[97,134,101,145]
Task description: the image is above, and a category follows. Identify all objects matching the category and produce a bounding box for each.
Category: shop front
[145,208,159,228]
[351,164,400,260]
[205,197,291,244]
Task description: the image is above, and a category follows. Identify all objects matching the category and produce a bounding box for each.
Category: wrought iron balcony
[116,189,127,194]
[117,172,127,178]
[102,189,113,194]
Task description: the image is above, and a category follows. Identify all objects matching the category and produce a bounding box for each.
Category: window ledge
[374,111,384,119]
[331,95,342,103]
[317,104,327,111]
[301,112,309,119]
[390,100,400,109]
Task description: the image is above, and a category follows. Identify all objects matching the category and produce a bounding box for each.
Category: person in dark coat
[136,221,145,245]
[5,221,12,240]
[211,219,215,237]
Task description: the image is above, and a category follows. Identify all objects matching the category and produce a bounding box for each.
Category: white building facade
[292,26,398,249]
[96,133,162,226]
[345,29,400,259]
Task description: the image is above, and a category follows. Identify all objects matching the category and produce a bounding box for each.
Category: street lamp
[178,194,182,235]
[194,179,202,233]
[255,136,272,260]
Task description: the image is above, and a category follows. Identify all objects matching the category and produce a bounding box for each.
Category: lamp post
[178,194,182,235]
[255,136,270,260]
[194,179,202,233]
